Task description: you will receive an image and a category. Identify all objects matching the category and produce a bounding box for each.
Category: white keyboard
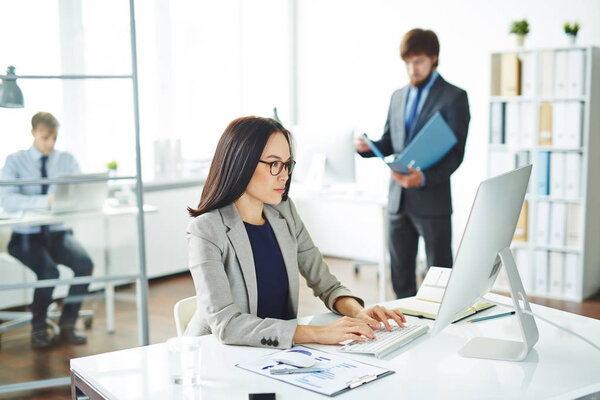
[339,323,429,359]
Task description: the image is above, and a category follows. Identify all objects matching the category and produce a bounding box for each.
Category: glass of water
[167,336,203,385]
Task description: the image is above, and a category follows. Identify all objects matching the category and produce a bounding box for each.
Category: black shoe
[31,329,56,349]
[60,327,87,345]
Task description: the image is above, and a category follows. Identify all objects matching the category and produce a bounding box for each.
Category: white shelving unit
[488,46,600,302]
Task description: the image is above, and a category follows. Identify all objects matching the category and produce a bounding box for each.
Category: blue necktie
[405,87,423,142]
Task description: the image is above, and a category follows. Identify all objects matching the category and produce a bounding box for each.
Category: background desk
[70,293,600,399]
[291,185,391,301]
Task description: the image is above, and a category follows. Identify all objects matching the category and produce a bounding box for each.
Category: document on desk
[236,345,394,397]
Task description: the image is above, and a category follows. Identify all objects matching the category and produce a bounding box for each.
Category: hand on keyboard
[339,323,429,358]
[355,304,407,332]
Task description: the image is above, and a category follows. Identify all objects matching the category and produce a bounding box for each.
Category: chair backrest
[173,296,197,336]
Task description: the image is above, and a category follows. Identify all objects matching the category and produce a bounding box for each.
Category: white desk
[70,294,600,399]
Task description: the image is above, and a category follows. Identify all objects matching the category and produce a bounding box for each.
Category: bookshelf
[488,47,600,302]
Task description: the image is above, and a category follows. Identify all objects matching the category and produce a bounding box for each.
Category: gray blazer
[184,198,363,349]
[361,74,471,216]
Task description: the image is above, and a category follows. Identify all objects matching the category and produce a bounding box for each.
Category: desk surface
[70,294,600,400]
[0,203,158,228]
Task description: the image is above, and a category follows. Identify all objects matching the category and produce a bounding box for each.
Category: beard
[410,69,434,88]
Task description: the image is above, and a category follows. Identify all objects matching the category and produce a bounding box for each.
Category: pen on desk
[468,311,516,323]
[270,367,325,375]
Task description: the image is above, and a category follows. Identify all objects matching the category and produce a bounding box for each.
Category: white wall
[294,0,600,253]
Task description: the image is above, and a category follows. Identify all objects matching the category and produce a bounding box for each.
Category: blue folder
[536,151,550,195]
[363,111,457,174]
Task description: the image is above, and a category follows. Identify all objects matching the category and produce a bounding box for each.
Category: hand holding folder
[363,111,457,173]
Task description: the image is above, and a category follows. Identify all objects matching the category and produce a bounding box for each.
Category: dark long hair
[188,116,294,217]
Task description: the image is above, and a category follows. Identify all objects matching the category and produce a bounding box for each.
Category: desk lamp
[0,66,24,108]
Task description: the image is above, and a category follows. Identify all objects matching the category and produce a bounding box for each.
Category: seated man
[0,112,93,348]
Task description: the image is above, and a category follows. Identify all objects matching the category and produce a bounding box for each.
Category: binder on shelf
[520,102,535,147]
[515,249,534,293]
[540,50,555,98]
[566,203,582,248]
[504,102,520,147]
[538,102,553,146]
[489,102,505,144]
[565,102,583,148]
[564,253,579,299]
[552,102,568,148]
[500,53,521,96]
[549,252,565,297]
[550,152,565,198]
[565,153,582,198]
[520,53,535,98]
[535,250,549,295]
[535,201,551,246]
[554,51,569,98]
[513,201,528,242]
[490,53,502,96]
[536,151,550,195]
[550,202,567,247]
[515,151,531,192]
[567,50,586,98]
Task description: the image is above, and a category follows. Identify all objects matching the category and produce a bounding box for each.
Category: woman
[185,116,405,348]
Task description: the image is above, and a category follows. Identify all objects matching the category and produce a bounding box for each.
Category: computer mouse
[273,351,316,368]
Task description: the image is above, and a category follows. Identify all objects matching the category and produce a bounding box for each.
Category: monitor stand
[458,247,539,361]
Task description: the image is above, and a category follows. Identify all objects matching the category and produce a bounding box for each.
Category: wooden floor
[1,257,599,399]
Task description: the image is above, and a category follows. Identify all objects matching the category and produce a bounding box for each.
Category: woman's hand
[355,305,407,332]
[293,316,376,345]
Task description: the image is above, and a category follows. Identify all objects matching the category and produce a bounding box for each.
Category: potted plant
[510,19,530,47]
[106,160,118,177]
[564,22,580,45]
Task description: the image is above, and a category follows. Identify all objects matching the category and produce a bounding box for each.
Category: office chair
[173,296,196,336]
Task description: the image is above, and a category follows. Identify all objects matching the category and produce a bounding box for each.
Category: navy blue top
[244,220,294,320]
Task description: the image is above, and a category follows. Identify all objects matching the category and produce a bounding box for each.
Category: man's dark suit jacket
[361,74,470,217]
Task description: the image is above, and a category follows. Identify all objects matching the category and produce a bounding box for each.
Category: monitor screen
[431,165,532,335]
[290,125,356,186]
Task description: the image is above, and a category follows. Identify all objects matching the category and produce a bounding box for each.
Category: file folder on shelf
[536,151,550,195]
[549,252,565,297]
[489,102,505,144]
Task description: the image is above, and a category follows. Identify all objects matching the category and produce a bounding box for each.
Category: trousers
[8,230,94,331]
[388,203,453,298]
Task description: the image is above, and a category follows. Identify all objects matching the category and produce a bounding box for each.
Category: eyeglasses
[258,159,296,176]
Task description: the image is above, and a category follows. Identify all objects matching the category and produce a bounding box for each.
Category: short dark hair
[31,112,59,130]
[400,29,440,67]
[188,116,294,217]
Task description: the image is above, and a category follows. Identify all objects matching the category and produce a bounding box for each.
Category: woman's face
[245,132,291,205]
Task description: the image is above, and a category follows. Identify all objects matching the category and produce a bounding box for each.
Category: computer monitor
[431,165,539,361]
[52,173,109,214]
[290,126,356,186]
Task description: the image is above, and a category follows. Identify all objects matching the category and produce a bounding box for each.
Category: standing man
[1,112,93,348]
[355,29,470,298]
